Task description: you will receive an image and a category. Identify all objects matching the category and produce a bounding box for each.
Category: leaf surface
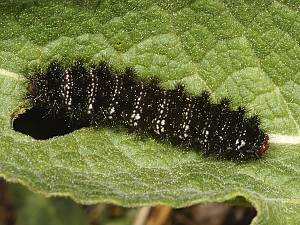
[0,1,299,224]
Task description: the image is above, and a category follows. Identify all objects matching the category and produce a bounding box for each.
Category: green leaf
[0,0,299,224]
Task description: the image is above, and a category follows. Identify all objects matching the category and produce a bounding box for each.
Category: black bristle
[23,60,269,160]
[237,106,246,117]
[220,97,230,109]
[248,115,261,127]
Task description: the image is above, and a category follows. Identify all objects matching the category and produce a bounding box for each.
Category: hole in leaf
[12,107,83,140]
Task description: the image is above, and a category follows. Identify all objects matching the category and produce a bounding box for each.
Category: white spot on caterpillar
[131,111,136,118]
[135,113,141,120]
[236,139,246,150]
[128,84,146,127]
[87,69,98,114]
[241,140,246,147]
[185,125,190,131]
[153,94,170,135]
[110,107,115,114]
[61,69,74,110]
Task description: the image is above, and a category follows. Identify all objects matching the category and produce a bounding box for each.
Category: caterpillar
[25,60,269,160]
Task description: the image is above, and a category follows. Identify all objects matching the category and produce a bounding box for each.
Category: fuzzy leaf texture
[0,1,299,224]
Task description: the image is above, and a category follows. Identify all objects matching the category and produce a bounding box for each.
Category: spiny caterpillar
[26,60,269,160]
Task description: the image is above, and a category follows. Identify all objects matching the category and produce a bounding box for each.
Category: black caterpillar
[26,60,269,160]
